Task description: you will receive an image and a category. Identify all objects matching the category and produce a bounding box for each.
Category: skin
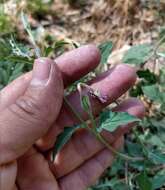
[0,45,145,190]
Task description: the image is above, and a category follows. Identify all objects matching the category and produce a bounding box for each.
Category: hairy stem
[90,127,144,161]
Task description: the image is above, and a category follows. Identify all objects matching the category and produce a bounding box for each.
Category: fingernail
[31,58,52,86]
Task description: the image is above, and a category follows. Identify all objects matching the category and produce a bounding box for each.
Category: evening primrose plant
[1,11,165,190]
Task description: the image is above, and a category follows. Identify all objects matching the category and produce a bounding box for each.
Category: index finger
[56,44,100,87]
[0,45,100,110]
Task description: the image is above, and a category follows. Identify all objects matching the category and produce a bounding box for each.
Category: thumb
[0,58,63,165]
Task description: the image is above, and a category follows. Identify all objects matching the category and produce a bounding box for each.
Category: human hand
[0,45,145,190]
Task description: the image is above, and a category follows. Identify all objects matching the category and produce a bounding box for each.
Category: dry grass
[44,0,164,48]
[3,0,165,50]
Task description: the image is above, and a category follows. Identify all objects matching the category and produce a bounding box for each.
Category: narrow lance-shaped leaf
[80,95,91,113]
[53,125,81,159]
[21,12,41,57]
[99,41,113,64]
[98,110,141,132]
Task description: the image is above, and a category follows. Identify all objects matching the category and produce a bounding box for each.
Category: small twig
[154,34,165,54]
[94,131,144,161]
[125,161,129,185]
[64,96,87,128]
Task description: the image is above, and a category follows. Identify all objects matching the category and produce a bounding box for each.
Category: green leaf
[43,46,54,57]
[123,44,153,65]
[80,95,91,112]
[8,72,23,83]
[53,125,81,158]
[13,63,25,75]
[148,151,165,164]
[152,172,165,189]
[53,40,69,51]
[157,52,165,58]
[142,85,163,102]
[111,182,130,190]
[150,118,165,129]
[136,171,153,190]
[147,135,165,148]
[98,111,140,132]
[6,55,33,65]
[99,41,113,64]
[126,141,143,157]
[93,181,129,190]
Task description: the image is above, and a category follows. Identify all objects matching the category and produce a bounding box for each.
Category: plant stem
[125,161,129,185]
[154,34,165,53]
[64,96,89,131]
[133,128,149,157]
[90,128,144,162]
[64,96,84,124]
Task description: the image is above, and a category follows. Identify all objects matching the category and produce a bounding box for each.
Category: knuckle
[9,94,50,125]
